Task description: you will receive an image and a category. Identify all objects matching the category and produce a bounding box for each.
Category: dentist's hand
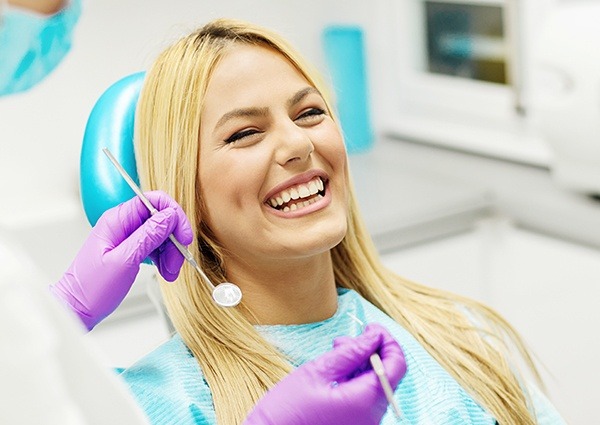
[50,191,193,331]
[243,323,407,425]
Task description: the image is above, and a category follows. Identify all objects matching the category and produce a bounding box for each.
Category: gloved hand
[243,323,407,425]
[49,191,193,331]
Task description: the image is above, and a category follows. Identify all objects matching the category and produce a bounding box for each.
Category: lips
[266,176,326,212]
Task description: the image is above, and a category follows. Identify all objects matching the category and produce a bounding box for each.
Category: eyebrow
[214,86,321,130]
[287,86,321,108]
[215,106,269,130]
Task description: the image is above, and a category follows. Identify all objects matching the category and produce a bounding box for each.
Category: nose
[274,119,314,166]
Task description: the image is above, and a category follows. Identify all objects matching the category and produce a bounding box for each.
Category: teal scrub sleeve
[0,0,82,95]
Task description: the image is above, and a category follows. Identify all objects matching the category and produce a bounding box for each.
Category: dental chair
[80,72,144,225]
[80,72,174,333]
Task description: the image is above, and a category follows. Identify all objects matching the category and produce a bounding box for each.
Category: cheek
[316,124,350,206]
[198,183,243,246]
[200,151,269,216]
[313,124,348,173]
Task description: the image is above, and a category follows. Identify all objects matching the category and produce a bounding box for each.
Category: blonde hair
[136,18,542,425]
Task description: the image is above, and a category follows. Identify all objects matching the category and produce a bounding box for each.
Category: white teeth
[275,193,324,213]
[290,187,299,200]
[298,184,310,198]
[268,177,326,210]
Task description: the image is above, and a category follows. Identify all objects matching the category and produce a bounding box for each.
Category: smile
[266,176,326,212]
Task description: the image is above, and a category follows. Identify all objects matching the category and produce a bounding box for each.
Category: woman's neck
[225,252,338,325]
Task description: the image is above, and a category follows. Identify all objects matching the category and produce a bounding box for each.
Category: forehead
[202,44,310,114]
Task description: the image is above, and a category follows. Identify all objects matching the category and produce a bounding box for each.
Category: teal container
[322,25,374,154]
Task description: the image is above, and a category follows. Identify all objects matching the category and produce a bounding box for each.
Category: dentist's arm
[50,191,193,331]
[243,323,407,425]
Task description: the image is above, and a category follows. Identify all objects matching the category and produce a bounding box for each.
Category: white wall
[0,0,387,227]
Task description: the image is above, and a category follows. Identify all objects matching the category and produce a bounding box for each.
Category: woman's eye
[224,129,260,144]
[296,108,325,122]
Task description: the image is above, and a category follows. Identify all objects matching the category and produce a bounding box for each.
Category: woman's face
[198,44,348,269]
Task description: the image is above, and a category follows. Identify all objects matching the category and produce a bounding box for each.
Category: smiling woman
[122,18,565,425]
[198,43,348,276]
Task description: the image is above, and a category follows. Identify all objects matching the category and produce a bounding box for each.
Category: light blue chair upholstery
[80,72,145,226]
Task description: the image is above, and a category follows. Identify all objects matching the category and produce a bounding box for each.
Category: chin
[266,221,345,258]
[299,220,348,256]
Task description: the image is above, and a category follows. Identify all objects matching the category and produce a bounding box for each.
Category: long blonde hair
[135,18,542,424]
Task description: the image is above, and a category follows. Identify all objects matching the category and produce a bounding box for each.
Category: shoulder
[120,335,215,425]
[121,334,206,392]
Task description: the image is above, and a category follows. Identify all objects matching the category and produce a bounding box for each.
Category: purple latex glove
[50,191,193,331]
[243,323,407,425]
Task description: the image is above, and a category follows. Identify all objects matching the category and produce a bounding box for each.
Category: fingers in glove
[108,207,181,267]
[364,324,407,389]
[151,240,186,281]
[144,191,193,245]
[312,327,384,382]
[332,335,353,349]
[332,335,371,377]
[96,191,193,248]
[92,197,151,244]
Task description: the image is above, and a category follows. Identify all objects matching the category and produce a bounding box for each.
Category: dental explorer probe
[102,147,242,308]
[347,312,403,420]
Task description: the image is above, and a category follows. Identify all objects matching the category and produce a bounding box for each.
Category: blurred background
[1,1,599,423]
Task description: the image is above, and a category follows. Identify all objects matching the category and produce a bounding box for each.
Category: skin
[199,44,349,325]
[8,0,65,15]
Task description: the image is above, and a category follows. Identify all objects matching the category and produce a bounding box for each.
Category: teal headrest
[80,72,146,226]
